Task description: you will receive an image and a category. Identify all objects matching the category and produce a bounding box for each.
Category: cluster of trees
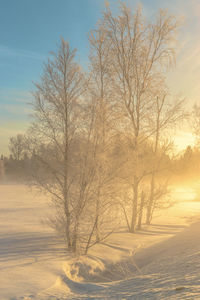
[0,134,33,181]
[5,3,187,254]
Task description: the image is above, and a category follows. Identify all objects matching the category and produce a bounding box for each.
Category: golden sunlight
[1,1,200,299]
[174,131,196,152]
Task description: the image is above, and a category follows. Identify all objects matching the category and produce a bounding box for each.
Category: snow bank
[63,256,105,282]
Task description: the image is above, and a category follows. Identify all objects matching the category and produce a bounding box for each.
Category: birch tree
[146,94,184,224]
[88,25,117,241]
[27,38,85,252]
[102,3,179,232]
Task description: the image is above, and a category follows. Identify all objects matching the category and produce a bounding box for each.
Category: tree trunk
[146,172,155,225]
[95,182,101,242]
[137,191,145,230]
[130,176,139,233]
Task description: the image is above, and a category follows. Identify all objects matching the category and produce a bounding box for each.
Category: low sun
[174,131,195,152]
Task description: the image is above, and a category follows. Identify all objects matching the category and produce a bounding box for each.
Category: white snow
[1,183,200,299]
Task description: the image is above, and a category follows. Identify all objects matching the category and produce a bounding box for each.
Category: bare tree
[101,2,179,232]
[146,93,184,224]
[9,134,25,161]
[27,38,86,252]
[87,24,117,242]
[111,132,154,231]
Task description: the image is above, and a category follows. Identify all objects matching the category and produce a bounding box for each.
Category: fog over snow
[1,184,200,299]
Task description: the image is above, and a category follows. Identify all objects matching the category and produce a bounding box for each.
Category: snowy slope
[26,221,200,300]
[1,184,200,299]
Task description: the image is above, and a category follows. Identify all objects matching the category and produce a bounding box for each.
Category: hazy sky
[0,0,199,154]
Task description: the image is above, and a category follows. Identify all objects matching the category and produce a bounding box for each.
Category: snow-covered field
[1,184,200,299]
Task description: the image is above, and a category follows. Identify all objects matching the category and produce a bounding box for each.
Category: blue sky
[0,0,199,154]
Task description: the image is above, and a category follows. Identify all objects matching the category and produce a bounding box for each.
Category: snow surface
[1,184,200,299]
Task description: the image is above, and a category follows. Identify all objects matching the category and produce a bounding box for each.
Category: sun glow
[174,131,195,152]
[171,186,197,202]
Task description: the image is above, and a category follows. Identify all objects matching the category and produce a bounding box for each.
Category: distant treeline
[0,153,33,182]
[1,143,200,183]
